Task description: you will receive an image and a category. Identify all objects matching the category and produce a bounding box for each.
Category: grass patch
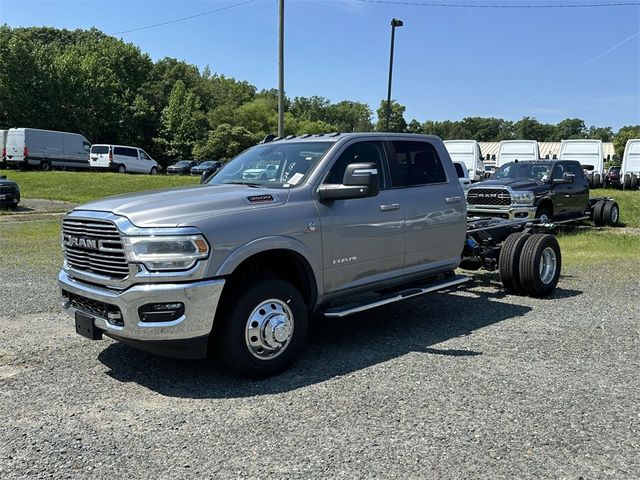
[558,229,640,267]
[3,171,199,204]
[598,188,640,228]
[0,219,62,270]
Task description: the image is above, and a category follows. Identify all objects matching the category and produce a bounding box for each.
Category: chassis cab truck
[59,133,562,377]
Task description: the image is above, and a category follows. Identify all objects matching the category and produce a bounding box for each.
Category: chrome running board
[323,275,470,318]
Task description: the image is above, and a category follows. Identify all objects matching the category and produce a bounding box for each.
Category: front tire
[214,275,308,378]
[535,206,552,222]
[150,166,158,175]
[519,234,561,297]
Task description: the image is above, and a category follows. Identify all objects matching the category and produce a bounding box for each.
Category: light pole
[386,18,403,132]
[278,0,285,138]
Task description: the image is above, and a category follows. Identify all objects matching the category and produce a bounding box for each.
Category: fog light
[138,303,185,323]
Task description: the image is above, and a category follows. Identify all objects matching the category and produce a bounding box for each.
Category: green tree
[193,123,257,160]
[613,125,640,159]
[376,100,407,133]
[553,118,587,141]
[154,80,207,163]
[513,117,554,141]
[587,126,614,142]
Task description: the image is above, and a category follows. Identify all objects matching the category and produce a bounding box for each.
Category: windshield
[198,161,213,167]
[493,162,551,181]
[175,161,192,167]
[208,142,334,189]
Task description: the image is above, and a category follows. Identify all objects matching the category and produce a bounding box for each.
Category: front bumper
[0,194,19,206]
[59,270,225,355]
[467,205,537,220]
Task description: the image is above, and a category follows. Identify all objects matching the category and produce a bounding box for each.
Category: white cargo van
[0,130,7,168]
[444,140,485,182]
[89,144,159,174]
[621,139,640,189]
[5,128,91,171]
[496,140,540,167]
[559,139,604,188]
[452,161,471,193]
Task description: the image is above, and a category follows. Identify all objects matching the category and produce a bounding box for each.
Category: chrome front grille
[467,188,511,206]
[62,218,129,279]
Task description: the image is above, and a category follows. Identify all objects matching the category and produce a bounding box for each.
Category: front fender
[210,235,322,291]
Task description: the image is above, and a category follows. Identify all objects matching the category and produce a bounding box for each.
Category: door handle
[379,203,400,212]
[445,196,462,204]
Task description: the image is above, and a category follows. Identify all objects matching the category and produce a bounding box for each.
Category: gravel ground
[0,260,638,479]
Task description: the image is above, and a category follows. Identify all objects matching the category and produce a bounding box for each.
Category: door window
[388,141,447,187]
[139,150,151,160]
[82,142,91,154]
[566,163,586,182]
[324,141,387,188]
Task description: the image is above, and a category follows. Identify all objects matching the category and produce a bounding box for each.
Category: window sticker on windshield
[288,173,304,185]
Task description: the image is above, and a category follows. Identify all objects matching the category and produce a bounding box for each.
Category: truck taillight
[109,151,113,163]
[1,147,5,158]
[23,146,28,158]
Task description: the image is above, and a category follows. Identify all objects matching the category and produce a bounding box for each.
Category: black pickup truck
[466,159,619,226]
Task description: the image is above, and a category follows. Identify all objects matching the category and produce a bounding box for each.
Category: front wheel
[535,207,552,222]
[519,234,561,297]
[214,275,308,378]
[150,166,158,175]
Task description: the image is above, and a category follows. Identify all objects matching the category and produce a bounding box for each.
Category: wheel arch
[214,238,320,309]
[536,198,553,217]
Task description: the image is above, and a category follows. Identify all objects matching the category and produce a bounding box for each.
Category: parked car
[5,128,91,171]
[1,129,8,169]
[444,140,485,182]
[242,163,278,181]
[89,144,159,174]
[166,160,197,175]
[603,166,621,188]
[0,174,20,209]
[190,160,224,176]
[453,161,471,193]
[496,140,540,168]
[559,139,605,188]
[621,138,640,189]
[59,133,564,377]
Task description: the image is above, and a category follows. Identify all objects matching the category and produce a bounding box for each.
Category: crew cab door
[565,162,589,216]
[386,139,467,275]
[551,162,588,219]
[316,140,405,294]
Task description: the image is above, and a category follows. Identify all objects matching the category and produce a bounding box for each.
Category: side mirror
[554,172,575,184]
[318,162,379,201]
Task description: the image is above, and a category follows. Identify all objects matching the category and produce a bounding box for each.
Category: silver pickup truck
[60,133,562,377]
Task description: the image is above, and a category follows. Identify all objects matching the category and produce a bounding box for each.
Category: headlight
[511,191,535,205]
[122,235,209,271]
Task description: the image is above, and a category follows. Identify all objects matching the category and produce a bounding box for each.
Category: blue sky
[1,0,639,129]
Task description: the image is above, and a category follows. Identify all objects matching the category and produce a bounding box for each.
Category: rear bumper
[467,205,537,220]
[0,192,20,206]
[59,270,225,358]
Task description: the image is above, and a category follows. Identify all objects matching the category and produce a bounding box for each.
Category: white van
[0,130,7,168]
[452,161,471,193]
[444,140,485,182]
[89,144,159,174]
[496,140,540,167]
[621,139,640,189]
[559,139,604,188]
[5,128,91,171]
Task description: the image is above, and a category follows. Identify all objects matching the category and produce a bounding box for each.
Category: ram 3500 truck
[60,133,562,377]
[467,159,620,227]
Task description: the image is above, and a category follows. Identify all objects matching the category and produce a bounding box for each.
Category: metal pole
[278,0,285,138]
[386,23,396,132]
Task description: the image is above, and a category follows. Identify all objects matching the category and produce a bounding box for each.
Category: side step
[322,274,470,318]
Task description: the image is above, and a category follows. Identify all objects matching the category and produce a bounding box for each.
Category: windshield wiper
[224,180,262,187]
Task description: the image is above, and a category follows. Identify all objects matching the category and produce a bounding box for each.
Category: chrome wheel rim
[245,299,294,360]
[539,247,557,285]
[611,206,619,224]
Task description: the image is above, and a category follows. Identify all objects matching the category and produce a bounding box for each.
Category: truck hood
[473,178,548,190]
[74,184,288,228]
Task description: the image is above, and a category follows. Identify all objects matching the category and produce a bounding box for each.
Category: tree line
[0,26,637,167]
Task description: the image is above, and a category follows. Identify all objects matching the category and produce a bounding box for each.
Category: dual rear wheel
[499,233,561,297]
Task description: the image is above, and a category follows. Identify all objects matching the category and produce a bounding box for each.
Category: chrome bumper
[467,205,537,220]
[59,270,224,342]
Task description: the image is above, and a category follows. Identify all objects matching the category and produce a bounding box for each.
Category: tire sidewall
[520,234,561,297]
[118,164,126,173]
[215,276,308,377]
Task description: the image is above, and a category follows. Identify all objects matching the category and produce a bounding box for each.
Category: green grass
[0,219,62,270]
[2,171,200,204]
[558,230,640,267]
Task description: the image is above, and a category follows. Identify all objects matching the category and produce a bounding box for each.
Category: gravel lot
[1,254,638,478]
